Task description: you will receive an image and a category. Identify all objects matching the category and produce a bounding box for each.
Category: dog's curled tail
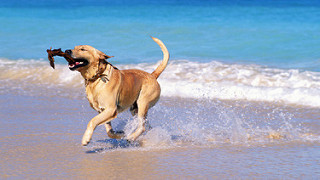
[151,37,170,79]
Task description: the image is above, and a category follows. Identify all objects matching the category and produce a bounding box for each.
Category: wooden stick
[46,48,74,69]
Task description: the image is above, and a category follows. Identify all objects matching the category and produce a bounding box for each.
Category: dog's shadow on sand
[85,135,184,154]
[85,139,141,154]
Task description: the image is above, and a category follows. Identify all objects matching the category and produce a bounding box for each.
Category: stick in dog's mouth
[46,48,75,69]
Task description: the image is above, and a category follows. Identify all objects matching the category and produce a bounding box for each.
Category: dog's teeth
[79,62,83,64]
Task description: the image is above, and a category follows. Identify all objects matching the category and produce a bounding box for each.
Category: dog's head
[65,45,112,74]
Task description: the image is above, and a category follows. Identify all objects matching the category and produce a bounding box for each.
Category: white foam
[1,58,320,107]
[0,58,83,86]
[153,60,320,108]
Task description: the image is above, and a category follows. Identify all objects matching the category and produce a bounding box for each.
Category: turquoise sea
[1,0,320,70]
[0,0,319,179]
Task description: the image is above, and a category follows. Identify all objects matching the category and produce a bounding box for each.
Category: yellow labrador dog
[65,37,169,146]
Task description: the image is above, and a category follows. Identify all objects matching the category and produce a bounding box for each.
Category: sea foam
[136,60,320,108]
[1,58,320,108]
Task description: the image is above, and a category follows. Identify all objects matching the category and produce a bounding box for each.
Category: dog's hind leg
[104,122,124,139]
[126,100,149,142]
[82,107,117,146]
[129,101,138,116]
[126,83,160,142]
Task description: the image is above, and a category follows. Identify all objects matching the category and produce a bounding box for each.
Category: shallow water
[0,91,319,179]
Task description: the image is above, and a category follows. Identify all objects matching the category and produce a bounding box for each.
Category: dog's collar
[85,61,116,86]
[85,73,109,86]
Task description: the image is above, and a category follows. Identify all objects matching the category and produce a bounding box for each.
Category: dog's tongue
[75,62,80,65]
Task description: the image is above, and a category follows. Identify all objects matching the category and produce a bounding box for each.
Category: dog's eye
[81,48,87,51]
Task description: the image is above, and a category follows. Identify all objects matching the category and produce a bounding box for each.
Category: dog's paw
[125,139,134,144]
[82,130,92,146]
[126,134,135,143]
[115,130,125,135]
[82,139,90,146]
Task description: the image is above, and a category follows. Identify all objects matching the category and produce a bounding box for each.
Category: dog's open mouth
[69,58,89,70]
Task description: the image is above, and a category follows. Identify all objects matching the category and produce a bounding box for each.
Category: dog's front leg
[105,122,125,139]
[82,108,117,146]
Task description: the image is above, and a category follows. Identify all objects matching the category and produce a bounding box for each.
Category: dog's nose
[65,49,72,55]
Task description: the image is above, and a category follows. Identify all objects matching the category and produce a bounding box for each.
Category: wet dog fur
[65,37,169,146]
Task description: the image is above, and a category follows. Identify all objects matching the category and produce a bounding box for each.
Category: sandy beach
[1,92,319,179]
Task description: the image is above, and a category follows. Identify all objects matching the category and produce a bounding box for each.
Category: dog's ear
[96,49,115,72]
[96,49,114,60]
[102,54,114,60]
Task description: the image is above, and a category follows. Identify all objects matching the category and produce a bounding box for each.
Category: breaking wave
[1,58,320,107]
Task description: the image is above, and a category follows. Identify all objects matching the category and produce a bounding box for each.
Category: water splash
[136,98,320,148]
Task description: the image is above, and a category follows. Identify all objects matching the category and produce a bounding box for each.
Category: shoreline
[0,90,319,178]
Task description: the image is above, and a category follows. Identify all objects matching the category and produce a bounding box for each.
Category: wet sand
[0,94,319,179]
